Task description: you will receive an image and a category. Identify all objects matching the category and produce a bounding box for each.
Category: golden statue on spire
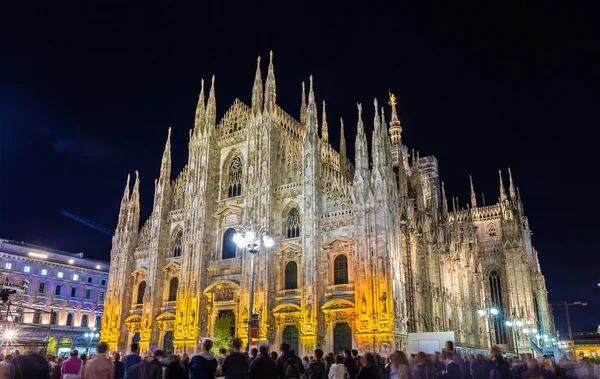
[388,91,397,106]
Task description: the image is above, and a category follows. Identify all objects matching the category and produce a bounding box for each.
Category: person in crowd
[276,342,304,379]
[180,354,190,378]
[83,342,113,379]
[488,346,509,379]
[461,355,472,379]
[389,350,409,379]
[469,354,488,379]
[248,348,258,366]
[329,355,349,379]
[270,351,278,362]
[351,350,361,378]
[215,348,228,377]
[134,349,163,379]
[324,355,333,378]
[14,351,50,379]
[221,338,249,379]
[61,349,84,379]
[80,354,88,364]
[123,343,142,379]
[303,356,310,371]
[343,349,354,378]
[356,352,381,379]
[51,357,63,379]
[305,348,326,379]
[413,352,433,379]
[445,342,463,367]
[164,354,186,379]
[113,353,124,379]
[190,338,217,379]
[248,345,277,379]
[0,354,15,379]
[47,354,56,372]
[439,352,461,379]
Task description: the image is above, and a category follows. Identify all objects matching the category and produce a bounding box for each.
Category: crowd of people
[0,339,599,379]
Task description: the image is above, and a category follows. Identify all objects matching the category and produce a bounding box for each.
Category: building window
[24,266,31,273]
[334,255,349,285]
[57,272,64,278]
[55,285,62,296]
[95,315,102,328]
[41,269,48,276]
[222,228,237,260]
[168,277,178,301]
[488,224,496,237]
[39,283,45,294]
[99,291,105,302]
[227,156,243,197]
[101,280,106,285]
[81,314,88,328]
[5,263,12,270]
[71,287,77,297]
[50,311,58,325]
[85,289,91,300]
[88,277,92,283]
[73,274,79,281]
[172,231,183,257]
[66,313,73,326]
[285,208,301,239]
[33,310,41,324]
[284,261,298,290]
[136,281,146,304]
[489,269,508,344]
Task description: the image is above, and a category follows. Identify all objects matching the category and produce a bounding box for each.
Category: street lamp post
[504,314,523,356]
[233,225,274,352]
[84,327,99,354]
[477,298,499,349]
[550,302,587,342]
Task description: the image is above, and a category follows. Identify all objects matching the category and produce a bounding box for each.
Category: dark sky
[1,2,598,336]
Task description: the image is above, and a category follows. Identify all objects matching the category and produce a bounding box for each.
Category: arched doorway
[282,325,299,354]
[164,331,174,353]
[333,323,352,354]
[217,310,236,337]
[58,337,73,356]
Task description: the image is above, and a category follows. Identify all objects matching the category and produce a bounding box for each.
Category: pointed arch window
[81,314,88,328]
[489,270,507,344]
[222,228,237,259]
[286,208,301,238]
[488,224,496,237]
[334,255,349,285]
[285,261,298,290]
[136,281,146,304]
[168,277,179,301]
[172,231,183,257]
[228,156,243,197]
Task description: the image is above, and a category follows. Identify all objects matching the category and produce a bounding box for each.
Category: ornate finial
[135,170,139,178]
[269,50,273,60]
[211,75,215,84]
[302,81,305,94]
[388,91,397,106]
[200,79,204,92]
[357,102,362,116]
[374,98,379,109]
[257,55,261,64]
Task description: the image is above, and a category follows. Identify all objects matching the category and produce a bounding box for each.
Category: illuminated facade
[0,239,108,355]
[101,53,554,355]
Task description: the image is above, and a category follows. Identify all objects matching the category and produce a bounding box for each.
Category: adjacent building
[0,239,109,355]
[102,52,554,355]
[564,327,600,359]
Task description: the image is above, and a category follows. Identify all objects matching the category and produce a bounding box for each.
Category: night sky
[2,3,598,336]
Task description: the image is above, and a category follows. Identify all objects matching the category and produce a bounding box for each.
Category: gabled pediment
[81,307,93,313]
[50,304,63,310]
[32,301,46,308]
[156,312,176,321]
[213,204,244,220]
[272,303,301,314]
[66,305,78,312]
[274,242,302,257]
[162,261,181,273]
[322,236,354,250]
[321,299,355,311]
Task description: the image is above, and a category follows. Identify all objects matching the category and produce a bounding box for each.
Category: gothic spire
[206,75,217,128]
[482,192,486,207]
[321,101,329,143]
[251,56,263,115]
[117,173,131,230]
[498,169,507,202]
[306,75,318,137]
[300,82,307,125]
[127,170,140,232]
[388,91,402,146]
[441,181,449,218]
[160,128,172,180]
[354,102,370,182]
[339,117,347,175]
[264,51,276,113]
[508,167,517,201]
[371,98,383,168]
[194,79,205,134]
[469,175,477,208]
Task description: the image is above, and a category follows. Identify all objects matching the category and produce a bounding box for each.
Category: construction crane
[60,209,114,236]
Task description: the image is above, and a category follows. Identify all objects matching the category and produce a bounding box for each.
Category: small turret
[498,169,507,202]
[264,51,276,113]
[126,171,140,233]
[206,76,217,130]
[194,79,205,135]
[251,56,263,115]
[306,76,318,137]
[354,103,370,183]
[388,91,402,146]
[508,167,517,201]
[340,118,347,175]
[300,82,307,126]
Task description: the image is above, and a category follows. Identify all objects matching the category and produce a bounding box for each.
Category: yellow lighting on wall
[68,259,75,264]
[29,252,48,259]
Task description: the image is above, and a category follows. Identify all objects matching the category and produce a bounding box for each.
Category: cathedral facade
[101,52,554,355]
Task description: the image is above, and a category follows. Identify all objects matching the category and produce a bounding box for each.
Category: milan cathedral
[101,52,554,355]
